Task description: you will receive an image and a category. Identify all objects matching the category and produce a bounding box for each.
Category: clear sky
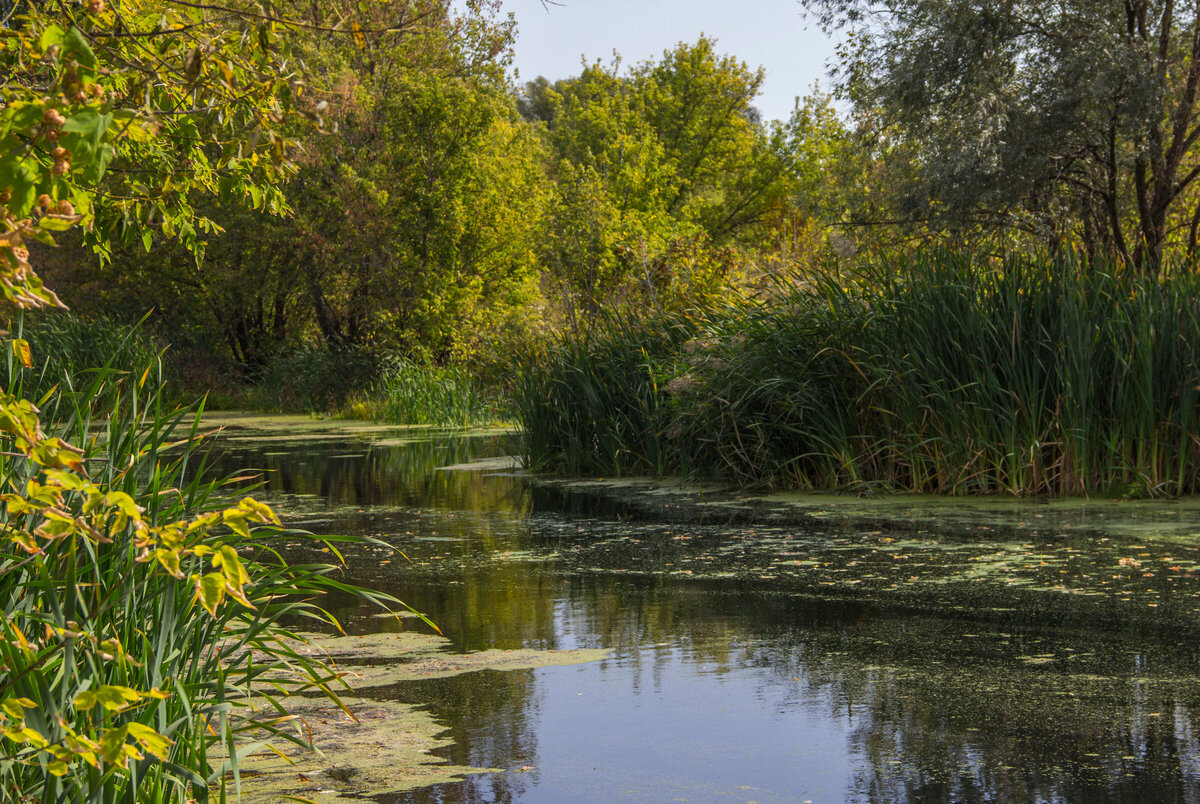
[501,0,840,124]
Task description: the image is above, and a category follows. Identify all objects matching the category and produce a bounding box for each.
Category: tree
[535,38,801,319]
[36,0,546,373]
[810,0,1200,269]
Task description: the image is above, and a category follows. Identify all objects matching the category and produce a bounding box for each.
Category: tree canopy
[811,0,1200,268]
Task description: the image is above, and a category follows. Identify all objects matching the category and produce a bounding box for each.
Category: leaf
[0,159,39,217]
[63,27,96,69]
[9,103,45,133]
[125,722,171,761]
[63,110,113,161]
[0,697,34,720]
[74,685,139,712]
[103,491,143,520]
[97,724,132,766]
[36,25,65,53]
[222,509,250,539]
[155,547,182,578]
[193,572,226,616]
[184,47,203,84]
[12,338,30,368]
[38,215,80,232]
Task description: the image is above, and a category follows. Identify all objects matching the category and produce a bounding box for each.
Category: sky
[501,0,841,124]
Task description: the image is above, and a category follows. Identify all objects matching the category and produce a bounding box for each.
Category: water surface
[208,414,1200,803]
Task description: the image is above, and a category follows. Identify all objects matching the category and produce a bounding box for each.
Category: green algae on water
[234,630,608,801]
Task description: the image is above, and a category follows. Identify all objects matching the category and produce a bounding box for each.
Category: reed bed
[345,358,495,426]
[516,252,1200,496]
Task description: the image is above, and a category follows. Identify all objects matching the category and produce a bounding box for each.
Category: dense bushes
[516,253,1200,496]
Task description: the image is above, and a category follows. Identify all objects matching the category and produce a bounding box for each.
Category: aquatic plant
[0,341,404,800]
[517,251,1200,496]
[346,357,496,426]
[3,313,160,407]
[514,312,697,476]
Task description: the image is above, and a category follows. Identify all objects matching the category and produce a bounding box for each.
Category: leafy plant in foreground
[0,0,416,799]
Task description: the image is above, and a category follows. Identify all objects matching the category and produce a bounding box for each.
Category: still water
[209,415,1200,803]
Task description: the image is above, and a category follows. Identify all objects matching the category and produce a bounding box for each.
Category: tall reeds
[345,358,495,426]
[514,313,697,476]
[515,252,1200,496]
[0,324,398,800]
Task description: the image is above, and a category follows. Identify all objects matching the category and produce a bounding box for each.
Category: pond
[206,413,1200,803]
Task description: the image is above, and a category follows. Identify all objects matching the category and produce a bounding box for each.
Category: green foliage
[0,343,399,800]
[94,0,548,374]
[345,358,496,426]
[4,313,159,405]
[518,251,1200,496]
[0,0,425,799]
[534,37,803,324]
[514,314,697,476]
[247,343,389,413]
[810,0,1200,268]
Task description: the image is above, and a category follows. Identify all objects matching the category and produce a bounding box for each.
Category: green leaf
[9,103,45,134]
[0,159,39,218]
[218,175,238,205]
[97,724,131,766]
[36,25,65,53]
[63,27,96,69]
[82,146,115,184]
[38,216,77,232]
[63,110,112,151]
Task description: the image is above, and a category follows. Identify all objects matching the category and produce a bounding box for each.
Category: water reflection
[207,423,1200,803]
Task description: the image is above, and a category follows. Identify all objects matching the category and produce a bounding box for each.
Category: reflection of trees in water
[212,432,524,512]
[842,669,1200,803]
[372,670,540,804]
[583,582,1200,803]
[210,433,1200,802]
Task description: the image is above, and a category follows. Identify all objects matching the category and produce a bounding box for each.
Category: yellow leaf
[193,572,225,616]
[155,548,182,578]
[11,338,29,368]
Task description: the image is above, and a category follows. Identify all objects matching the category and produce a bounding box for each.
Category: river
[207,413,1200,803]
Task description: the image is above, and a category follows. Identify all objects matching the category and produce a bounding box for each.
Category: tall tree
[535,37,801,318]
[48,0,547,370]
[811,0,1200,269]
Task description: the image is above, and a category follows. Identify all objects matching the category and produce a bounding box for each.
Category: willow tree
[811,0,1200,269]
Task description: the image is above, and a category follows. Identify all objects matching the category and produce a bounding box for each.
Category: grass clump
[516,252,1200,496]
[243,345,496,425]
[5,313,161,406]
[514,313,697,476]
[344,358,495,426]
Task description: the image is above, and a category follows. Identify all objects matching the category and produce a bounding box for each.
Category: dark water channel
[209,418,1200,803]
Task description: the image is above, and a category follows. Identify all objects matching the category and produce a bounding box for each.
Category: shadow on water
[205,419,1200,803]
